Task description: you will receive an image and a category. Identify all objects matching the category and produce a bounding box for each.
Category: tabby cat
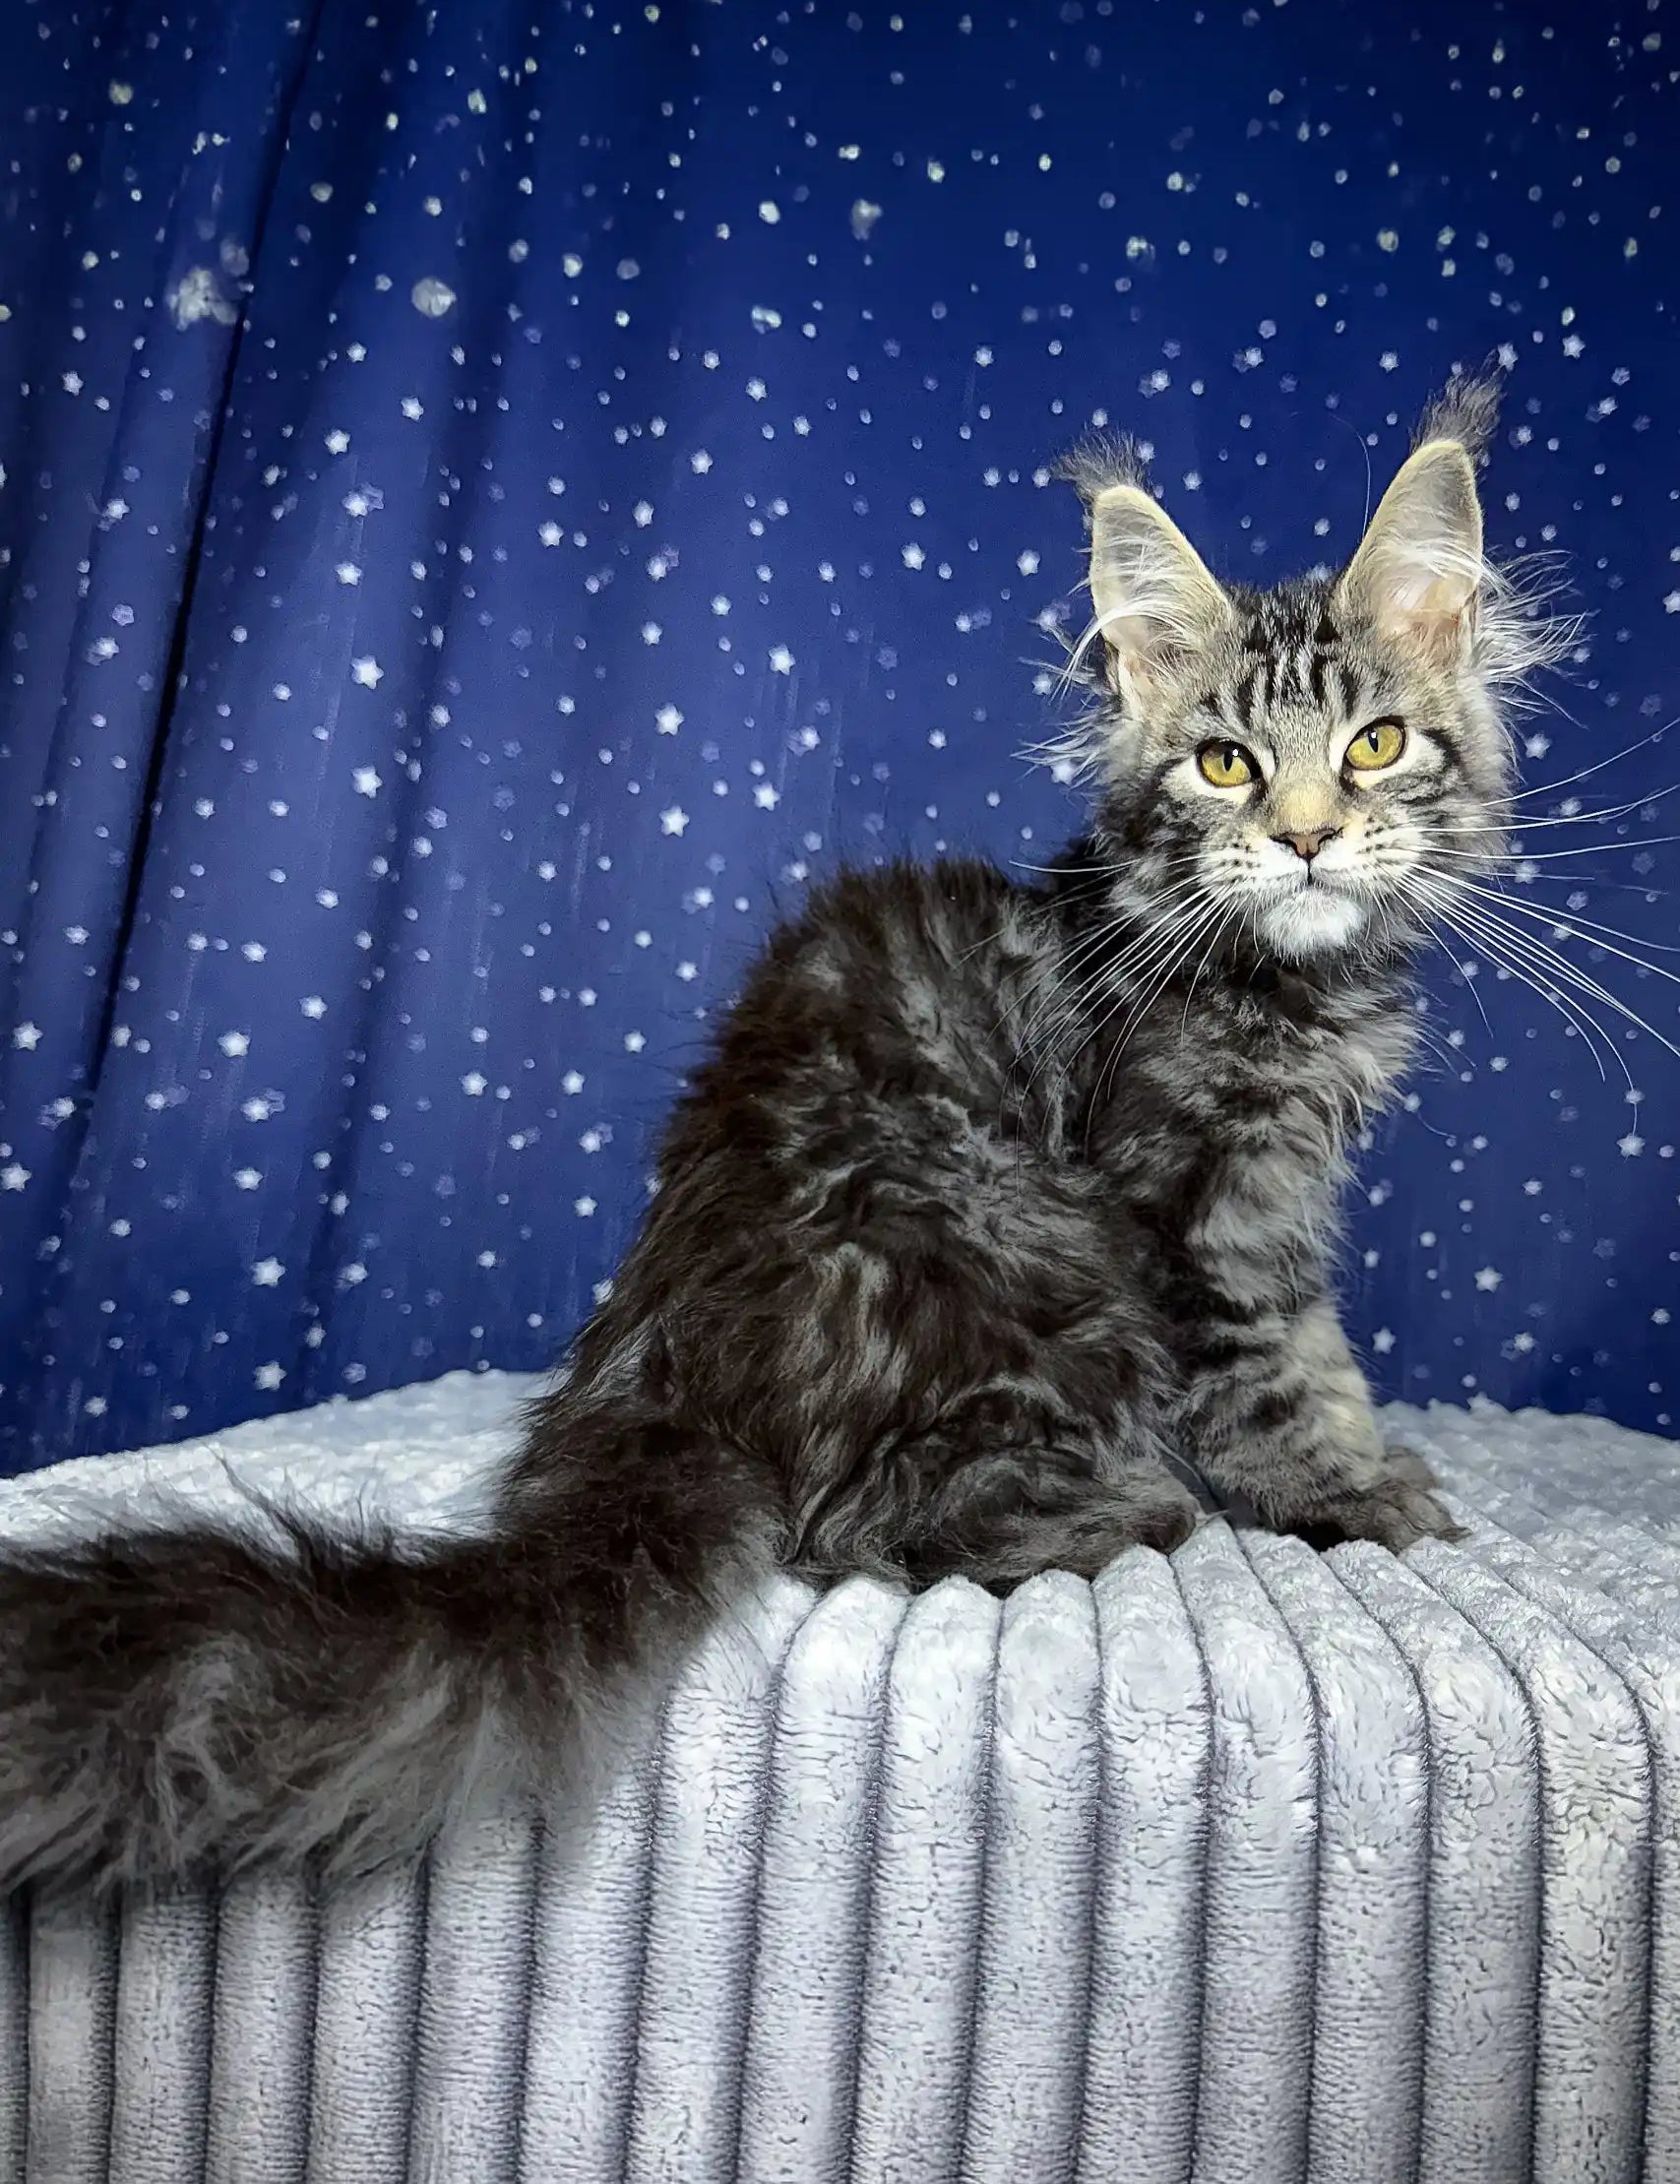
[0,376,1556,1895]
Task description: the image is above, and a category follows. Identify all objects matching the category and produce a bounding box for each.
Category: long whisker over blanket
[1,1372,1675,2182]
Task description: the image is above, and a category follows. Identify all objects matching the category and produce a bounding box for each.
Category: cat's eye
[1197,741,1257,788]
[1344,718,1407,772]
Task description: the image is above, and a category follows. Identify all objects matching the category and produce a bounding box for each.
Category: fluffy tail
[0,1405,783,1899]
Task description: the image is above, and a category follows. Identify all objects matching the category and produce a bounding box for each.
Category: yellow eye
[1197,741,1257,788]
[1345,718,1406,772]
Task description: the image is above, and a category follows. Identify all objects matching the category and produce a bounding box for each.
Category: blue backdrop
[2,0,1676,1473]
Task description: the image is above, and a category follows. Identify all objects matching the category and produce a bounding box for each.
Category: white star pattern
[3,11,1674,1463]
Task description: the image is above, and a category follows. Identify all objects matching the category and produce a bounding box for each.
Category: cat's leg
[905,1439,1202,1590]
[1383,1444,1448,1492]
[788,1385,1201,1592]
[1182,1298,1463,1552]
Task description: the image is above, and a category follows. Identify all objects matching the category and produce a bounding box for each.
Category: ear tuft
[1054,430,1154,511]
[1411,367,1503,466]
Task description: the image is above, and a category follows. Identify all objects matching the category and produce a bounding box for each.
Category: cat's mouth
[1195,846,1393,958]
[1251,875,1371,958]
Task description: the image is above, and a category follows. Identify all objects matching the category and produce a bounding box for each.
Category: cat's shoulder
[709,857,1049,1059]
[763,853,1035,966]
[692,855,1042,1116]
[808,853,1024,925]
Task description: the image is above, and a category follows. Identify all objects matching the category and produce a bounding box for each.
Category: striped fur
[0,379,1555,1896]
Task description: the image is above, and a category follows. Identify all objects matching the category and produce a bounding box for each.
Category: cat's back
[676,855,1053,1154]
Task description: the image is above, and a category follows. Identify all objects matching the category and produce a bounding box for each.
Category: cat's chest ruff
[1196,977,1406,1123]
[1107,989,1410,1288]
[1123,996,1395,1132]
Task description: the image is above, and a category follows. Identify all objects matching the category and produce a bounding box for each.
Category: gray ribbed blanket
[1,1372,1675,2183]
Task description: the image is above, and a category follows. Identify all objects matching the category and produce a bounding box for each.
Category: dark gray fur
[0,377,1556,1898]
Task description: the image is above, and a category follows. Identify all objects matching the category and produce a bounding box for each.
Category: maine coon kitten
[0,376,1557,1895]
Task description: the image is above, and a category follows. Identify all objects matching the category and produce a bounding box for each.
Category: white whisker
[1404,880,1622,1085]
[1496,716,1679,804]
[1415,878,1680,1071]
[1441,879,1680,983]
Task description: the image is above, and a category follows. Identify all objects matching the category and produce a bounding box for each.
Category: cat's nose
[1275,827,1339,862]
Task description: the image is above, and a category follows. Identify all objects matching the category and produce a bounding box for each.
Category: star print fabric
[0,0,1675,1470]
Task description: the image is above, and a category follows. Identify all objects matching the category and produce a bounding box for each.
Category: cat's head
[1056,377,1565,967]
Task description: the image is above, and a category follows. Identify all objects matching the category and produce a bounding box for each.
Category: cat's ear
[1333,437,1484,664]
[1084,485,1233,695]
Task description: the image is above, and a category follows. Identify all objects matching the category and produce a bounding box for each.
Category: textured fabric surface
[1,1370,1677,2182]
[5,0,1679,1474]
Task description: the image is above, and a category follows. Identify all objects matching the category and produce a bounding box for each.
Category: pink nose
[1275,828,1339,861]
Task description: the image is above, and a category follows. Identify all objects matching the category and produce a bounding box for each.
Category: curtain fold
[2,0,1676,1470]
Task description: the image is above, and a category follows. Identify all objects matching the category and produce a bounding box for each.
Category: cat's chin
[1252,884,1369,963]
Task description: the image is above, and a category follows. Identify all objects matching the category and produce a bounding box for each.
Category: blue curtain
[2,0,1675,1472]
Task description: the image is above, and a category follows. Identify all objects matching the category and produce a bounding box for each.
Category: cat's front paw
[1284,1472,1466,1555]
[1383,1442,1444,1493]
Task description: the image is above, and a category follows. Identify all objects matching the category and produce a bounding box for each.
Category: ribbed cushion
[1,1374,1674,2183]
